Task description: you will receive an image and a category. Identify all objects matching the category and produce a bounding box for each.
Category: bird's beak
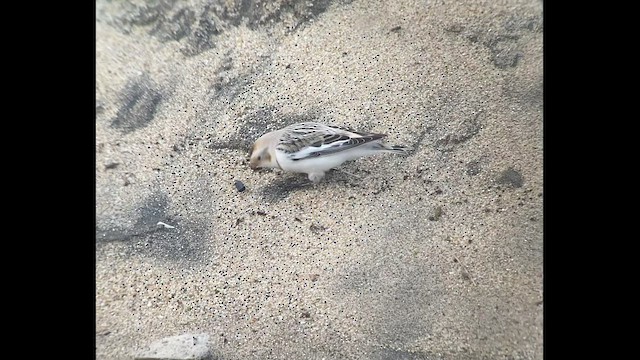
[248,144,257,169]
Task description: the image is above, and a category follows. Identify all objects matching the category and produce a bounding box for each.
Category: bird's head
[248,132,280,170]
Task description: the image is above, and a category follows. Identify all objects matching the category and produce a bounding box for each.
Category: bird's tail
[378,143,412,155]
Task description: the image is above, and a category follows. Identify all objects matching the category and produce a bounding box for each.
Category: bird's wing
[276,122,386,161]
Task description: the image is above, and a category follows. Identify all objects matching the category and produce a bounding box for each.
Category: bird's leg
[308,172,325,184]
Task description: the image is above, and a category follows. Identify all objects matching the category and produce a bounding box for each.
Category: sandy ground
[96,0,543,359]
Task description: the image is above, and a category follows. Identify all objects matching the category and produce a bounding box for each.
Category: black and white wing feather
[276,122,387,161]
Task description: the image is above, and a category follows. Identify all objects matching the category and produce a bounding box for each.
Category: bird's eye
[257,155,262,161]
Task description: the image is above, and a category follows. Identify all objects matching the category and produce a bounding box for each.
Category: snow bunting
[249,122,411,183]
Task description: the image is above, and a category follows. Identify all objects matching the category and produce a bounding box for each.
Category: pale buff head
[248,130,281,169]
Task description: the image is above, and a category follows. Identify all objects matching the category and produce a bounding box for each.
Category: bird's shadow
[259,170,362,203]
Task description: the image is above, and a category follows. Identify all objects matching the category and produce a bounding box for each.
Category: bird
[248,122,411,183]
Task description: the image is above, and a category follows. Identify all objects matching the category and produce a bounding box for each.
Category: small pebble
[234,180,246,192]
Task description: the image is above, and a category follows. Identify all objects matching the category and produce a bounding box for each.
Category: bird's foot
[308,172,325,184]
